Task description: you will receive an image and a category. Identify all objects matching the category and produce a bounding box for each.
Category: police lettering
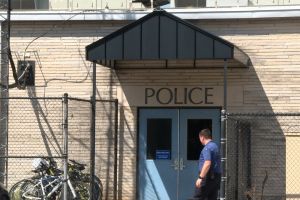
[145,87,214,105]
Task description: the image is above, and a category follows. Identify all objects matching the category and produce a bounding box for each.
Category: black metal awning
[86,10,250,69]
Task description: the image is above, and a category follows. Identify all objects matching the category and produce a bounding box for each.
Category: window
[187,119,212,160]
[0,0,49,10]
[147,118,172,160]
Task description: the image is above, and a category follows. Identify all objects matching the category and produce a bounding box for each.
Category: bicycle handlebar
[69,159,86,170]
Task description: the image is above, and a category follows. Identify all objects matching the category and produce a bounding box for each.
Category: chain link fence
[0,95,117,200]
[4,96,300,200]
[0,97,64,189]
[68,97,118,200]
[227,113,300,200]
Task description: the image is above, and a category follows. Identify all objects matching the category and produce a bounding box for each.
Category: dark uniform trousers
[193,173,221,200]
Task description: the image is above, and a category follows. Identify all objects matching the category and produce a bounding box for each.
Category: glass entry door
[138,108,220,200]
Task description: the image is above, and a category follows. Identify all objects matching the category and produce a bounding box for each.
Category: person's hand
[195,178,202,188]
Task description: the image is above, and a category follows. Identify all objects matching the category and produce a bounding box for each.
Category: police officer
[194,129,221,200]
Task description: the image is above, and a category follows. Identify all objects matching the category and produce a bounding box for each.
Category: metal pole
[90,62,96,200]
[4,0,11,186]
[220,59,228,200]
[63,93,69,200]
[223,59,227,111]
[113,99,118,200]
[7,0,11,47]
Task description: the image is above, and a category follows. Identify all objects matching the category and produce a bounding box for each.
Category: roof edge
[1,6,300,22]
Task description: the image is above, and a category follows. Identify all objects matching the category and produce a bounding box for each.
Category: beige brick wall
[3,18,300,199]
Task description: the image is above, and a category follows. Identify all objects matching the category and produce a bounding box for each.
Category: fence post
[90,61,97,200]
[90,95,96,200]
[114,99,119,200]
[220,109,227,200]
[63,93,69,200]
[220,59,228,200]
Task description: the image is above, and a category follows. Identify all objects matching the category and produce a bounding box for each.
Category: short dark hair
[199,129,212,139]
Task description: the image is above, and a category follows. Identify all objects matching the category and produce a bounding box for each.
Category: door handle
[171,158,179,170]
[179,158,186,170]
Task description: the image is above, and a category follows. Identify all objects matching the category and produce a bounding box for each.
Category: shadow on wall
[118,105,137,200]
[94,68,118,200]
[27,87,63,157]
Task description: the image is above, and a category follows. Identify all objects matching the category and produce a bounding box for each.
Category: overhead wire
[2,8,88,89]
[23,10,88,58]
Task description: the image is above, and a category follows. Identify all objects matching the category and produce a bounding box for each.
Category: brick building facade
[1,7,300,200]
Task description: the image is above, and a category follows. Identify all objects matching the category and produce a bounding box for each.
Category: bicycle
[9,158,102,200]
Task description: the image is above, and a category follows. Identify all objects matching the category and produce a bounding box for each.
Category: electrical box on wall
[17,61,35,86]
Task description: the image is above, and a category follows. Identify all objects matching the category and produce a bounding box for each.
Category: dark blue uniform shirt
[198,141,221,174]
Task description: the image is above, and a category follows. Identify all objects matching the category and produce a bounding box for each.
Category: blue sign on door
[156,150,171,160]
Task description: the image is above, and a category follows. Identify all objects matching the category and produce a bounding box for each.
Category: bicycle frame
[22,175,77,199]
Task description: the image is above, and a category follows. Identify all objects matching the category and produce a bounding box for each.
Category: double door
[138,108,220,200]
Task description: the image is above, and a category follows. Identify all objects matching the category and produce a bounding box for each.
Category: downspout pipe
[220,59,228,200]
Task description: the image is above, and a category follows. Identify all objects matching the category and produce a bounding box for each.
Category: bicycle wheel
[20,179,43,200]
[9,179,28,200]
[92,178,102,200]
[91,175,102,200]
[57,181,89,200]
[58,179,102,200]
[80,174,102,200]
[75,181,90,200]
[74,181,101,200]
